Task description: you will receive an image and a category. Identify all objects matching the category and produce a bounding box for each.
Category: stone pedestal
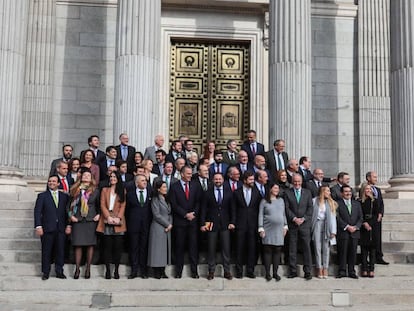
[387,0,414,197]
[0,0,31,196]
[268,0,312,158]
[113,0,161,150]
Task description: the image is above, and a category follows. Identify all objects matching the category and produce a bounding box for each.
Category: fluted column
[387,0,414,197]
[358,0,392,184]
[0,0,30,191]
[269,0,312,158]
[114,0,161,150]
[21,0,56,177]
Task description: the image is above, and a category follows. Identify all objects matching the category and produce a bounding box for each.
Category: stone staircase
[0,195,413,309]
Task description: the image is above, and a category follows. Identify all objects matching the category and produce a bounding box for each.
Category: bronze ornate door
[169,41,250,153]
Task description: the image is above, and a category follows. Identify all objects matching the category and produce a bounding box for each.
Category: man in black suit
[226,166,242,192]
[209,150,229,179]
[284,173,313,280]
[200,173,235,280]
[49,144,73,176]
[55,161,74,193]
[241,130,265,164]
[116,133,136,174]
[98,145,118,181]
[192,164,211,192]
[255,170,268,199]
[366,171,388,265]
[117,160,134,183]
[286,159,299,184]
[265,139,289,181]
[232,171,262,278]
[34,175,70,280]
[169,166,202,278]
[235,150,253,175]
[152,161,178,192]
[331,171,352,201]
[152,149,167,176]
[222,139,239,166]
[166,140,185,164]
[305,168,329,198]
[126,174,152,279]
[80,135,106,165]
[336,185,363,279]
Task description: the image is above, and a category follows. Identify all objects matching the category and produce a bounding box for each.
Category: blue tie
[217,188,222,205]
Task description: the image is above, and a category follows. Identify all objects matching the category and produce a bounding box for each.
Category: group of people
[34,131,387,282]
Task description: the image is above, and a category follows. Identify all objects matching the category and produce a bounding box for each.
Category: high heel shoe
[74,268,80,279]
[85,267,91,279]
[105,270,111,279]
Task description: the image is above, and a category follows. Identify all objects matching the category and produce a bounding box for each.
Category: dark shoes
[246,272,256,279]
[207,272,215,280]
[141,274,149,279]
[377,259,389,265]
[41,273,49,280]
[73,268,80,279]
[304,273,312,280]
[105,270,111,279]
[287,273,297,279]
[265,274,272,281]
[191,272,200,279]
[235,272,242,279]
[224,272,233,280]
[274,274,281,282]
[56,273,66,279]
[348,273,358,279]
[336,273,346,279]
[84,268,91,279]
[128,272,138,279]
[114,270,120,279]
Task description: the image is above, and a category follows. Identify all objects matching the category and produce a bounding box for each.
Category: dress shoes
[191,272,200,279]
[274,274,281,282]
[161,272,168,279]
[287,273,297,279]
[114,270,120,279]
[105,270,111,279]
[84,267,91,279]
[235,273,243,279]
[128,272,138,279]
[175,273,182,279]
[265,274,272,282]
[246,272,256,279]
[41,273,49,280]
[348,273,359,279]
[304,273,312,280]
[207,272,215,280]
[73,269,80,279]
[369,271,375,278]
[377,259,389,265]
[56,273,67,279]
[224,272,233,280]
[141,274,149,279]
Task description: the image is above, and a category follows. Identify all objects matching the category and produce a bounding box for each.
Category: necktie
[260,185,265,197]
[317,181,321,188]
[61,177,68,192]
[372,186,378,198]
[217,188,222,205]
[202,179,207,191]
[277,153,283,170]
[295,189,301,203]
[245,189,251,206]
[139,190,144,206]
[52,191,58,207]
[346,201,352,214]
[251,144,256,156]
[230,153,234,161]
[217,164,221,173]
[165,175,170,191]
[122,146,127,160]
[185,182,189,200]
[232,181,236,192]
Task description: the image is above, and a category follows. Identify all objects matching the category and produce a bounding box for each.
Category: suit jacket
[241,141,265,163]
[336,199,363,240]
[226,179,242,192]
[57,175,74,192]
[165,150,185,164]
[222,151,238,166]
[116,144,136,174]
[235,162,253,175]
[284,188,313,229]
[143,145,157,163]
[96,187,127,233]
[152,163,164,176]
[372,185,384,215]
[169,180,202,227]
[34,190,70,233]
[265,150,288,181]
[208,162,229,179]
[330,184,356,201]
[305,179,329,198]
[49,158,70,176]
[98,157,116,181]
[125,186,152,233]
[232,186,262,231]
[200,184,234,231]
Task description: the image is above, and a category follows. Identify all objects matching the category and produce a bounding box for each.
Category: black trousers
[207,230,231,273]
[128,228,149,274]
[102,235,124,266]
[361,244,376,272]
[41,231,66,275]
[338,237,358,276]
[288,226,312,274]
[235,229,257,275]
[174,224,198,274]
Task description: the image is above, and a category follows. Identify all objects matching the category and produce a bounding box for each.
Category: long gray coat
[147,195,172,267]
[258,198,287,246]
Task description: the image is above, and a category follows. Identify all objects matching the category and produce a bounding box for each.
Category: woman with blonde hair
[68,169,100,279]
[141,159,158,185]
[311,185,337,278]
[359,182,381,278]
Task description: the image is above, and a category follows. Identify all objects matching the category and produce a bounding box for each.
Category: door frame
[159,10,267,148]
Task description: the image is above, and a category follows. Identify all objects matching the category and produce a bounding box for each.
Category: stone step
[0,239,40,251]
[0,250,41,263]
[383,241,414,252]
[0,217,33,228]
[383,199,414,214]
[382,214,414,222]
[0,200,35,210]
[0,228,36,239]
[0,209,33,218]
[382,222,414,231]
[383,231,414,243]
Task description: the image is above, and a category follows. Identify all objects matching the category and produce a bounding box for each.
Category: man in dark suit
[143,134,165,163]
[80,135,106,165]
[265,139,289,181]
[286,159,299,184]
[116,133,136,174]
[55,161,74,193]
[152,161,178,192]
[255,170,268,199]
[336,185,363,279]
[34,175,70,280]
[169,166,202,278]
[125,174,152,279]
[49,144,73,176]
[209,150,229,179]
[235,150,253,175]
[241,129,265,164]
[284,173,313,280]
[200,173,235,280]
[331,171,352,201]
[232,171,262,278]
[192,164,211,192]
[366,171,388,265]
[166,140,185,164]
[152,149,167,176]
[117,160,134,183]
[99,145,118,181]
[305,168,330,198]
[222,139,239,166]
[226,166,242,192]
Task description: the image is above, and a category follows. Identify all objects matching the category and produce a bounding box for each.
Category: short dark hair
[337,171,349,180]
[62,144,73,151]
[88,135,99,145]
[299,156,308,165]
[366,171,372,180]
[242,171,254,181]
[340,185,352,193]
[155,149,167,156]
[106,145,116,153]
[48,175,60,183]
[214,149,223,156]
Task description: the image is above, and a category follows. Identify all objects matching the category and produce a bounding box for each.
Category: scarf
[79,184,90,218]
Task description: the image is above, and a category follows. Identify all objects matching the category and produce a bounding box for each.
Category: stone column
[0,0,31,194]
[114,0,161,150]
[358,0,392,184]
[268,0,312,158]
[21,0,56,177]
[387,0,414,197]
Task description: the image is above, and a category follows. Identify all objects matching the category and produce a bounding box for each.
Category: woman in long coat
[147,180,173,278]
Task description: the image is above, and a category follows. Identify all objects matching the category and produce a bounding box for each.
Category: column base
[0,168,36,201]
[385,176,414,199]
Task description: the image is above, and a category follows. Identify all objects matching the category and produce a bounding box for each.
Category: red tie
[61,177,68,192]
[232,181,236,192]
[185,182,189,200]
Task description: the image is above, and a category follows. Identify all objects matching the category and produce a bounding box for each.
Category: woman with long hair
[201,140,216,165]
[134,151,144,169]
[96,171,126,279]
[141,159,158,185]
[147,180,173,279]
[80,149,100,182]
[359,183,381,278]
[68,157,81,182]
[258,183,287,281]
[311,185,337,278]
[68,169,100,279]
[275,169,291,198]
